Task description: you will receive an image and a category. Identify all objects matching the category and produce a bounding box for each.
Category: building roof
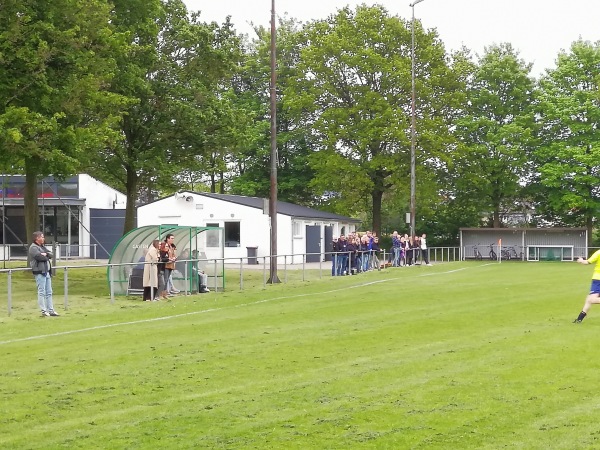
[166,192,360,223]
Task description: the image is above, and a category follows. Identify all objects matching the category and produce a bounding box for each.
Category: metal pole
[263,256,267,288]
[2,176,5,269]
[409,0,424,237]
[109,265,114,304]
[7,269,12,316]
[302,253,306,282]
[268,0,280,284]
[63,267,69,310]
[213,259,218,291]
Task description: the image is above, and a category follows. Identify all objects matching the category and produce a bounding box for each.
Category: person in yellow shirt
[573,249,600,323]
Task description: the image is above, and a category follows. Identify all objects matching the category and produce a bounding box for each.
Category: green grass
[1,261,598,449]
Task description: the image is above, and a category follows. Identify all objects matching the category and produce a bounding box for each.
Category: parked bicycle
[489,244,497,260]
[473,244,483,261]
[500,247,512,260]
[507,245,524,260]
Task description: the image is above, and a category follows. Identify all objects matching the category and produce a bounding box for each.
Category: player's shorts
[590,279,600,295]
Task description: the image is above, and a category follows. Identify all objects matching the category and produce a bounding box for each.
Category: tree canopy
[1,3,598,245]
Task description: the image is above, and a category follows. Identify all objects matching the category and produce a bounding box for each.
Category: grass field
[1,261,598,449]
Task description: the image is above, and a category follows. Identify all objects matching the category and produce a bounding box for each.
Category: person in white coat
[142,240,160,301]
[421,233,432,266]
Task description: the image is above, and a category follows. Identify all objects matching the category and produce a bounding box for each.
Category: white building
[137,192,360,263]
[0,174,126,259]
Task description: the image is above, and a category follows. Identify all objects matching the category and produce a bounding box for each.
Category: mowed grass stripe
[1,262,597,449]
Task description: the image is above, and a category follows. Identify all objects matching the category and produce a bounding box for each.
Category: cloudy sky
[184,0,599,77]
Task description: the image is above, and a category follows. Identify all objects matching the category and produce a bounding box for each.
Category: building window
[224,222,240,247]
[293,221,302,239]
[205,223,220,248]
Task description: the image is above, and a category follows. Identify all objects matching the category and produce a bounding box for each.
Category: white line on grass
[0,264,492,346]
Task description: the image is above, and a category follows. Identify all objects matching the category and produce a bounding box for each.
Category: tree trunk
[210,172,216,193]
[371,189,383,237]
[123,167,138,235]
[24,159,40,244]
[219,171,225,194]
[493,209,501,228]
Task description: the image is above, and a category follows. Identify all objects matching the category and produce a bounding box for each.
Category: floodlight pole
[268,0,280,283]
[2,176,5,269]
[409,0,424,237]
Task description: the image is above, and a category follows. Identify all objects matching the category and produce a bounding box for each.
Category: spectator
[157,241,170,299]
[29,231,59,317]
[392,231,402,267]
[142,239,160,301]
[414,235,421,264]
[406,235,416,266]
[336,235,349,275]
[421,233,432,266]
[371,236,381,270]
[190,250,210,293]
[163,234,179,294]
[331,237,338,276]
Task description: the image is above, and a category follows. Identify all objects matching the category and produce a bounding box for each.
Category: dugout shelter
[108,225,225,295]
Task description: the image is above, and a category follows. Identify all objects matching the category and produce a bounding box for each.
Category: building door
[90,209,126,259]
[324,226,333,261]
[305,225,321,262]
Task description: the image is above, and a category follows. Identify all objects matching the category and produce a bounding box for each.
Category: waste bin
[246,246,258,265]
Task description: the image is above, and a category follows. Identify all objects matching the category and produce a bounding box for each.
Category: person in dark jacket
[29,231,59,317]
[347,237,358,275]
[331,237,338,276]
[336,235,349,275]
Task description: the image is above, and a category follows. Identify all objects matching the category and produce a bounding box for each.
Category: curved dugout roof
[108,225,224,296]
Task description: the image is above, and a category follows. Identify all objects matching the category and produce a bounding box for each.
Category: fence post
[319,254,322,279]
[239,258,243,291]
[213,259,218,292]
[302,253,306,282]
[284,254,288,284]
[347,251,351,275]
[7,269,12,316]
[63,267,69,311]
[263,256,267,288]
[109,264,115,304]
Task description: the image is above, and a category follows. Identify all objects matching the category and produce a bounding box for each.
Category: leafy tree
[451,43,536,228]
[532,39,600,242]
[287,5,461,235]
[166,11,247,195]
[87,0,244,233]
[0,0,123,240]
[227,19,317,205]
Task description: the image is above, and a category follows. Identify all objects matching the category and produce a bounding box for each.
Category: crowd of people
[391,231,431,267]
[331,230,431,276]
[140,234,210,301]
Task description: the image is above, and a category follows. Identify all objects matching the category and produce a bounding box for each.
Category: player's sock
[575,311,587,322]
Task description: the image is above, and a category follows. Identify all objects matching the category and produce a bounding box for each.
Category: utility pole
[409,0,424,237]
[268,0,280,283]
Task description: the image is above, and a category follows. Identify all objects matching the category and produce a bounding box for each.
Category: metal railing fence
[0,246,474,316]
[0,243,98,260]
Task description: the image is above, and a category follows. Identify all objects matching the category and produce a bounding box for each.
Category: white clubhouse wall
[137,192,356,264]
